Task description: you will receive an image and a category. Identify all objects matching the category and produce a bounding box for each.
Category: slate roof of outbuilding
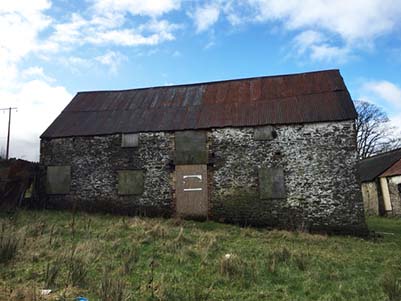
[381,158,401,178]
[358,148,401,182]
[41,69,357,138]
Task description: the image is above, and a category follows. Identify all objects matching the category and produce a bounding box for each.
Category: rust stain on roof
[41,69,357,138]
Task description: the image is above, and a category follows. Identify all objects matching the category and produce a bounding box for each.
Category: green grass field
[1,210,401,300]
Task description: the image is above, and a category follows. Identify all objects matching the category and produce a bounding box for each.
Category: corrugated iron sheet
[41,69,357,138]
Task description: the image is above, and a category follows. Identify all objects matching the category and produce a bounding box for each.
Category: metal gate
[175,165,208,218]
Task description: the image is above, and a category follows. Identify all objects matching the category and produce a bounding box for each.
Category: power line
[0,107,17,160]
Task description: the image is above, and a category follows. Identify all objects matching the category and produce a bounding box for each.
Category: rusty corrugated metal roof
[381,158,401,177]
[41,69,357,138]
[358,148,401,182]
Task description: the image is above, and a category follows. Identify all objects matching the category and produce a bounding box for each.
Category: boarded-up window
[254,126,276,140]
[117,170,144,195]
[175,131,207,164]
[258,167,286,199]
[122,133,139,147]
[46,166,71,194]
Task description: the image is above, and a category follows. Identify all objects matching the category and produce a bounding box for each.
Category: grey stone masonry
[40,120,368,235]
[40,132,174,216]
[208,120,367,234]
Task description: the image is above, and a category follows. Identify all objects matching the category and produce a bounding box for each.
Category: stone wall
[388,175,401,216]
[208,121,367,234]
[40,120,367,234]
[40,132,174,216]
[361,182,380,215]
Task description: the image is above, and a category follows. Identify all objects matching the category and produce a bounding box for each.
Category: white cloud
[389,114,401,131]
[190,0,401,61]
[0,0,52,89]
[309,44,350,63]
[0,1,73,161]
[51,13,88,45]
[21,66,55,82]
[0,80,72,161]
[46,12,179,49]
[362,81,401,109]
[250,0,401,61]
[92,0,181,17]
[192,3,221,32]
[292,30,350,62]
[95,51,127,73]
[359,80,401,139]
[0,0,180,161]
[0,0,52,61]
[293,30,324,55]
[246,0,401,42]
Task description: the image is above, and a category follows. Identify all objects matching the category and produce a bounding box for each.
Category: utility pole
[0,107,17,160]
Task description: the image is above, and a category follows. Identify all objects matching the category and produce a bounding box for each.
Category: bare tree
[355,100,401,159]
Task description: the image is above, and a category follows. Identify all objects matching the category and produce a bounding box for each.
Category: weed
[219,253,245,278]
[146,223,167,239]
[9,286,40,301]
[48,224,56,246]
[69,212,77,239]
[173,227,189,244]
[118,217,129,231]
[270,246,292,264]
[267,257,276,274]
[28,221,46,237]
[0,224,19,264]
[165,227,193,253]
[65,248,88,288]
[382,273,401,301]
[99,270,128,301]
[292,253,308,271]
[120,248,139,275]
[44,260,62,288]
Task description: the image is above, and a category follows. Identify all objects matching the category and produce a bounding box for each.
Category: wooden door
[175,165,208,218]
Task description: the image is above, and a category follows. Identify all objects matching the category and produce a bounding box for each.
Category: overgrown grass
[0,211,400,300]
[0,227,19,264]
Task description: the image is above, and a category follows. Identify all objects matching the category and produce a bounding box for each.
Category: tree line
[355,100,401,159]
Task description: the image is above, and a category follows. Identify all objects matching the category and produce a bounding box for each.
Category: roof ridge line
[75,69,341,94]
[360,147,401,162]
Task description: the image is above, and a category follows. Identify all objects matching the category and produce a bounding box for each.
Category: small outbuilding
[359,148,401,216]
[40,69,367,234]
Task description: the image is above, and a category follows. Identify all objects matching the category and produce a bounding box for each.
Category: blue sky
[1,0,401,160]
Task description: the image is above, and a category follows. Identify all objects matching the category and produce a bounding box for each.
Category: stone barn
[359,148,401,216]
[40,69,367,234]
